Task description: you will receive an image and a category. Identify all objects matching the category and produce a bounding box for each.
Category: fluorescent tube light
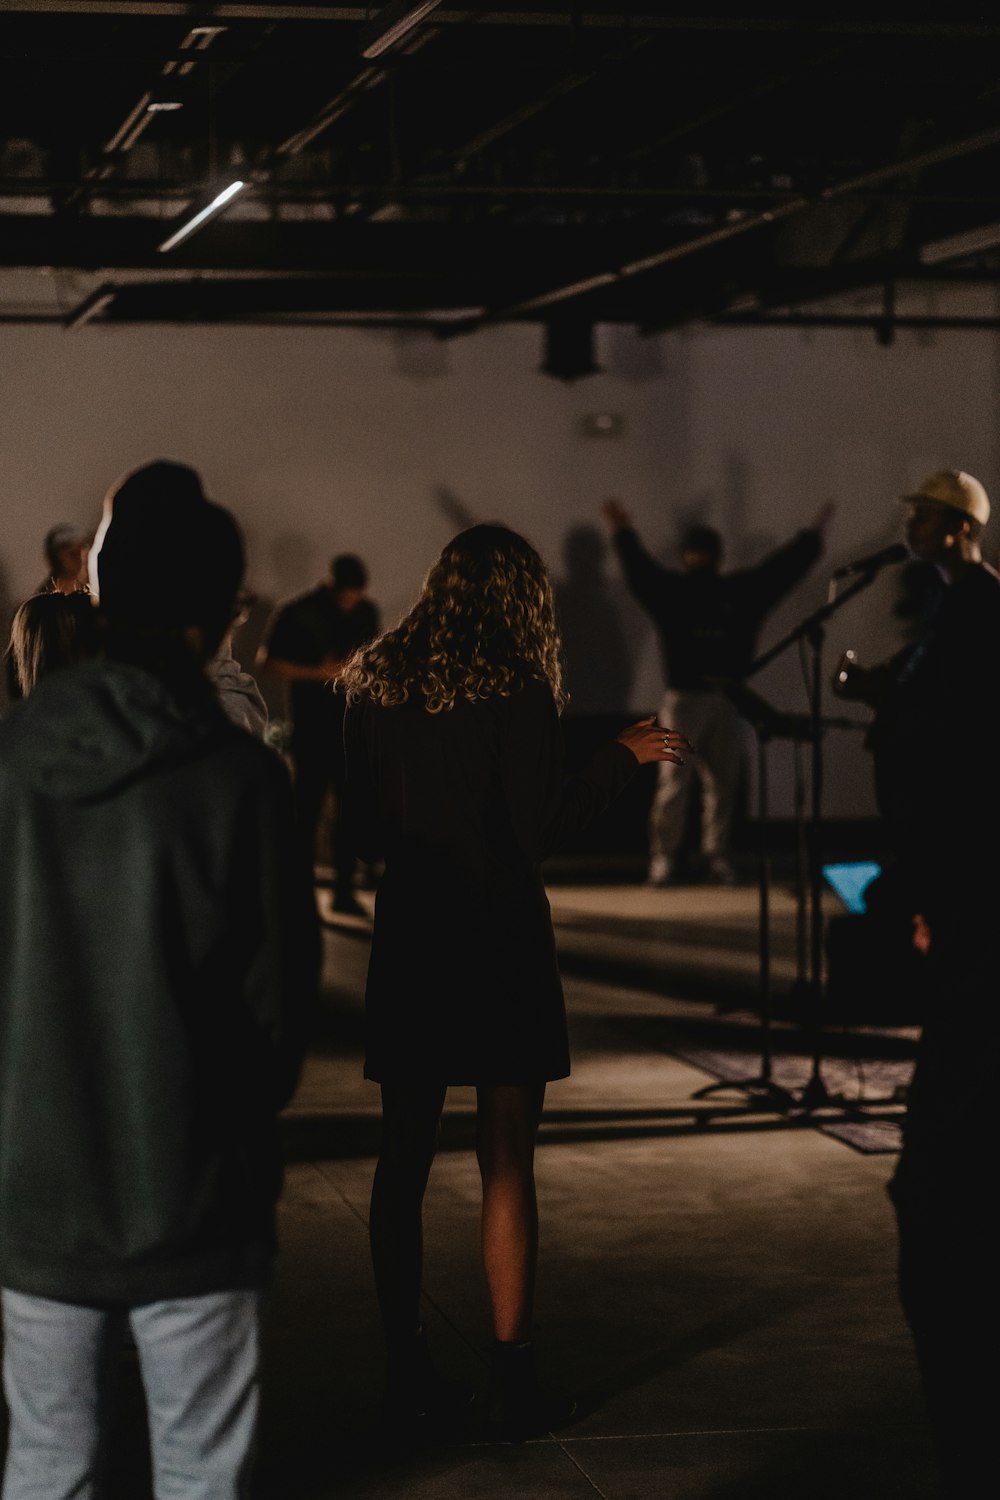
[158,181,246,253]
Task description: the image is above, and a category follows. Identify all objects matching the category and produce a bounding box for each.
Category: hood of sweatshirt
[0,659,229,803]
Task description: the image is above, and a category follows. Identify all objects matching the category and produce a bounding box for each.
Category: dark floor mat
[653,1014,914,1154]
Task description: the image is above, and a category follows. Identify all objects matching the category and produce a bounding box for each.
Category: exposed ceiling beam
[61,18,234,213]
[0,215,661,274]
[450,31,654,171]
[4,5,1000,338]
[63,279,116,329]
[4,6,1000,37]
[5,178,1000,210]
[713,313,1000,331]
[640,259,1000,336]
[921,222,1000,264]
[444,124,1000,335]
[359,0,442,60]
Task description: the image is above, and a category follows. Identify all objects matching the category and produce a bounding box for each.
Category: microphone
[831,542,908,580]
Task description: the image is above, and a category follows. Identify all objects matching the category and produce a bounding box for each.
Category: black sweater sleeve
[500,680,637,863]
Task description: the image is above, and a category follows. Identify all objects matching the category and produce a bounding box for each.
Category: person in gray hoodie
[0,461,319,1499]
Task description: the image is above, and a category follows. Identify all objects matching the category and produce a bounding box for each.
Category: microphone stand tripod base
[690,1076,799,1113]
[794,1069,840,1113]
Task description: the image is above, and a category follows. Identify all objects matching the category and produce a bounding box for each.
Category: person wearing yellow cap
[832,466,999,1495]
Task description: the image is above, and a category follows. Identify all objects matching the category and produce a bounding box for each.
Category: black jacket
[867,561,1000,898]
[0,660,319,1303]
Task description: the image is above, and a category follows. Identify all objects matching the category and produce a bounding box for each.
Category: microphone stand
[690,700,799,1112]
[745,563,889,1111]
[695,677,861,1114]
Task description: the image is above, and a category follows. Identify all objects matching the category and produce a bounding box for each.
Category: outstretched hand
[616,716,694,766]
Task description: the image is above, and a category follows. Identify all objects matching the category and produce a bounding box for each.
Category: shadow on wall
[555,523,633,717]
[721,452,756,562]
[269,531,315,603]
[432,485,480,534]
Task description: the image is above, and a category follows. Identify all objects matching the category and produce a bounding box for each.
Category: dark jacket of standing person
[0,471,319,1306]
[863,562,1000,893]
[831,468,1000,1497]
[832,470,1000,919]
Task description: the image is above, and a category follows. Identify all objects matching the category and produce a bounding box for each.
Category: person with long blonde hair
[342,523,690,1441]
[5,590,98,698]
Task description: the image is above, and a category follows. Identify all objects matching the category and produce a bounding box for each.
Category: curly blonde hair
[341,524,565,714]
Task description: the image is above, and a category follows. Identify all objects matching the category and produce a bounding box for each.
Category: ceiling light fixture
[360,0,443,60]
[158,181,247,253]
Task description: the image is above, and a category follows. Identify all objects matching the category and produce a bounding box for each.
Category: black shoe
[482,1339,577,1443]
[379,1326,475,1440]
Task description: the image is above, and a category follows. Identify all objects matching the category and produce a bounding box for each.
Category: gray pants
[649,689,743,863]
[1,1288,262,1500]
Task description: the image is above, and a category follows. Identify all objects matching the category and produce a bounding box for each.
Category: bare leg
[475,1083,545,1343]
[476,1083,575,1440]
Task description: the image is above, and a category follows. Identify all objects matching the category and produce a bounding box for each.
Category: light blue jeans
[648,689,743,862]
[1,1287,262,1500]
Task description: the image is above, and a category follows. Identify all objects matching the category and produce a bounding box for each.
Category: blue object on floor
[822,859,883,915]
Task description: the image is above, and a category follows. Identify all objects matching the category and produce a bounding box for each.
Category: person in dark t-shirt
[259,553,380,914]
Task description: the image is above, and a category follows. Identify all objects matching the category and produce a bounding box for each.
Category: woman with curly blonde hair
[342,523,690,1441]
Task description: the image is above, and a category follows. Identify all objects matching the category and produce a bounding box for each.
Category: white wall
[2,317,997,817]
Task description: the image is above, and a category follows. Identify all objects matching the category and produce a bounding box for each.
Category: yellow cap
[901,469,990,527]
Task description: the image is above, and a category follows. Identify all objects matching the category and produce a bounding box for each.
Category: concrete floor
[253,873,937,1500]
[4,869,940,1498]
